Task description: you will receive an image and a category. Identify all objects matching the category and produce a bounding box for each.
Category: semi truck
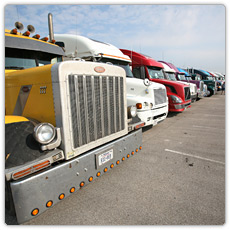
[54,34,168,127]
[120,49,191,112]
[176,67,207,98]
[159,62,198,102]
[5,17,144,224]
[187,68,216,96]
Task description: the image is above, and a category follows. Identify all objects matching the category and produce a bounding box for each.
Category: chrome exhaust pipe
[48,13,54,41]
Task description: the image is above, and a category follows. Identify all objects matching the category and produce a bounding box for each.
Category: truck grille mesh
[184,87,191,101]
[68,75,125,149]
[154,88,167,105]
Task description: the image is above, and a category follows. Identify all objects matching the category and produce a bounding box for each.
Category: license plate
[98,149,113,166]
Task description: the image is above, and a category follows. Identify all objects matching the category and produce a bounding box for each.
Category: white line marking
[204,114,225,117]
[165,149,225,165]
[193,125,225,130]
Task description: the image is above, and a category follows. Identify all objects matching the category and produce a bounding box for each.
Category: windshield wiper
[5,66,25,70]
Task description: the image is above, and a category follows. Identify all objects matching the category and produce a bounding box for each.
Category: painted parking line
[204,114,225,117]
[193,125,225,130]
[165,149,225,165]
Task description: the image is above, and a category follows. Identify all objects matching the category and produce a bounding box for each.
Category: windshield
[207,77,214,80]
[186,77,192,80]
[147,67,165,79]
[99,57,133,78]
[5,47,62,70]
[177,74,186,80]
[166,72,177,81]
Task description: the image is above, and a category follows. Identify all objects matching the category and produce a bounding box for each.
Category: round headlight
[128,106,137,118]
[34,123,56,144]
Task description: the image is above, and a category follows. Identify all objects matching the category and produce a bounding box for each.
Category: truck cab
[176,67,207,99]
[187,69,216,96]
[54,34,168,127]
[120,49,191,112]
[160,62,198,102]
[5,20,143,224]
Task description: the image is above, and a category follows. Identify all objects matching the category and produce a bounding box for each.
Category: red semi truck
[120,49,191,112]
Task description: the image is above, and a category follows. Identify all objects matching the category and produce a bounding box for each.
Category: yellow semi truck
[5,15,143,224]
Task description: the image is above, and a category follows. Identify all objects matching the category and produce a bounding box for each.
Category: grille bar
[69,74,125,149]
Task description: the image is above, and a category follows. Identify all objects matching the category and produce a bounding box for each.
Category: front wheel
[208,89,214,97]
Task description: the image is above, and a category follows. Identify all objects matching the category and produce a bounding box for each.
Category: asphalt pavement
[5,91,225,225]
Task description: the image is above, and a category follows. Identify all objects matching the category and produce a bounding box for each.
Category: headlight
[143,102,149,107]
[128,106,137,118]
[170,95,182,103]
[34,123,56,144]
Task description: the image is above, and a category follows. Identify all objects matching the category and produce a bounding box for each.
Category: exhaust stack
[48,13,54,41]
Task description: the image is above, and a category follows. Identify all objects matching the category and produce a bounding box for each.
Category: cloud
[4,4,225,73]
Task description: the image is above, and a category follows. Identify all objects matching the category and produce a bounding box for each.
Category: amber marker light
[96,172,101,177]
[104,167,108,172]
[116,160,120,165]
[23,31,30,36]
[136,148,139,153]
[33,34,40,39]
[10,28,17,34]
[59,193,65,200]
[127,154,130,158]
[110,163,114,168]
[31,208,39,216]
[140,146,142,150]
[46,200,53,208]
[70,187,75,193]
[88,176,93,182]
[41,37,48,41]
[80,182,85,187]
[131,151,134,155]
[136,103,142,109]
[122,157,125,161]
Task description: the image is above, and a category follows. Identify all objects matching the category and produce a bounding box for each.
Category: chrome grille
[154,88,167,105]
[184,87,191,101]
[68,74,125,149]
[199,81,204,91]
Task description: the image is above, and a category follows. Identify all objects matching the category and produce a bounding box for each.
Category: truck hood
[54,34,131,63]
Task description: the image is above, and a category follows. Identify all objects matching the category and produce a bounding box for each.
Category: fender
[5,115,29,124]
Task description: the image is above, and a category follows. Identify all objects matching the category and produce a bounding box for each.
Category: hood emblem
[94,66,105,73]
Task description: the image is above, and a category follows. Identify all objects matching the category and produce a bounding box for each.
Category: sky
[3,3,226,74]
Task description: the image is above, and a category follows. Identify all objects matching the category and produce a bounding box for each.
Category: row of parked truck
[5,14,225,224]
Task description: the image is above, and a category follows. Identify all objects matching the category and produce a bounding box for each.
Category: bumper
[191,94,197,102]
[169,101,191,112]
[137,105,168,127]
[10,129,142,224]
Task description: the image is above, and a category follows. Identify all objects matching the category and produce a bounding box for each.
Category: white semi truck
[54,34,168,127]
[161,62,198,102]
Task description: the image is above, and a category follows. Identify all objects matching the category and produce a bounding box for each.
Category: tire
[208,89,214,97]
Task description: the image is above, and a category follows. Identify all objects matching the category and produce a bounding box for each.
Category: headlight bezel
[170,95,183,104]
[34,123,56,145]
[128,106,137,118]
